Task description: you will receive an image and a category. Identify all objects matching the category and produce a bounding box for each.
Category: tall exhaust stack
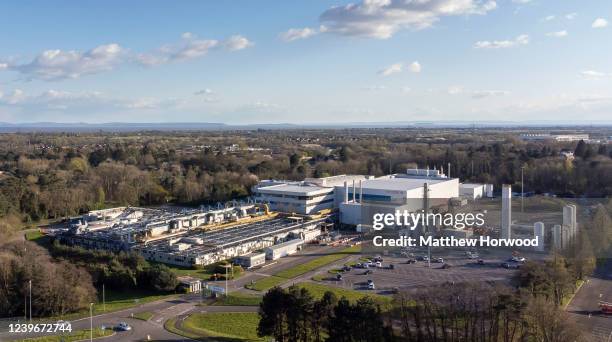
[344,181,349,203]
[359,180,363,203]
[501,184,512,239]
[352,180,356,202]
[447,162,451,178]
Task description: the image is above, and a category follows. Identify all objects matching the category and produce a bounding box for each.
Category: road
[566,259,612,342]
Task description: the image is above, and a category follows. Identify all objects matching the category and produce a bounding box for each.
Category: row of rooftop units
[60,202,329,267]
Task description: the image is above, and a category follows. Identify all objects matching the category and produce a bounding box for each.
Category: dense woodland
[0,128,610,319]
[0,128,610,228]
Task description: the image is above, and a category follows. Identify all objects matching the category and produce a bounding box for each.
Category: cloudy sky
[0,0,611,124]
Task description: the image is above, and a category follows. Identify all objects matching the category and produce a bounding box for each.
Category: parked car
[363,269,373,275]
[406,258,416,264]
[375,261,382,268]
[501,262,520,269]
[336,273,343,280]
[374,256,383,262]
[367,279,375,290]
[342,265,352,272]
[477,259,485,265]
[511,256,526,263]
[388,264,395,270]
[434,257,444,263]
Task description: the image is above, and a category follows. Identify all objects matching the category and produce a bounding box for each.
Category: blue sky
[0,0,611,124]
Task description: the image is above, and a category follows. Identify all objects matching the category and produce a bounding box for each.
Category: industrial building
[265,239,303,260]
[59,204,325,267]
[253,169,494,229]
[234,252,266,269]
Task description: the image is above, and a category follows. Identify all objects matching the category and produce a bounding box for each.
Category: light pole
[28,280,32,321]
[89,302,94,342]
[521,166,525,213]
[102,284,105,312]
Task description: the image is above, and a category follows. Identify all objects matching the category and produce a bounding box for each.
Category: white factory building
[254,169,492,227]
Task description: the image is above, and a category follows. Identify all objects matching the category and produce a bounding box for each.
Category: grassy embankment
[246,245,361,292]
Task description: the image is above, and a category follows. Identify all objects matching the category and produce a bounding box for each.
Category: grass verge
[274,245,361,279]
[16,328,113,342]
[245,276,286,291]
[49,288,176,321]
[213,292,262,306]
[132,311,154,321]
[247,245,362,292]
[182,312,265,341]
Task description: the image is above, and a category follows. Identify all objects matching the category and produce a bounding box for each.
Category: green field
[16,328,113,342]
[296,282,391,306]
[247,245,362,291]
[213,292,262,306]
[274,245,361,279]
[182,312,265,341]
[50,288,176,321]
[132,311,154,321]
[245,276,286,291]
[24,230,53,248]
[153,261,243,281]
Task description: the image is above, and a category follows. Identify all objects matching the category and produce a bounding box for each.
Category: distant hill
[0,120,610,132]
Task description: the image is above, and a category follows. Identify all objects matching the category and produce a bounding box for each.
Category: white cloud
[592,18,608,28]
[474,34,529,49]
[194,88,213,95]
[581,70,611,79]
[546,30,568,38]
[378,60,420,76]
[378,63,403,76]
[319,0,497,39]
[2,33,253,80]
[223,35,254,51]
[8,44,124,80]
[471,90,509,98]
[565,13,577,20]
[0,89,26,104]
[512,0,531,3]
[362,85,387,91]
[0,88,181,111]
[447,86,463,95]
[279,27,318,42]
[408,61,421,73]
[401,87,411,93]
[542,15,555,21]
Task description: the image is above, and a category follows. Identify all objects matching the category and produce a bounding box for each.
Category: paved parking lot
[315,252,520,294]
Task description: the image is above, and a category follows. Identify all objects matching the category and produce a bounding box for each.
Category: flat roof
[460,183,485,188]
[257,183,333,196]
[353,177,453,192]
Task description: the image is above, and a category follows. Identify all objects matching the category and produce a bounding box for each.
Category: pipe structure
[352,180,356,202]
[359,180,363,203]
